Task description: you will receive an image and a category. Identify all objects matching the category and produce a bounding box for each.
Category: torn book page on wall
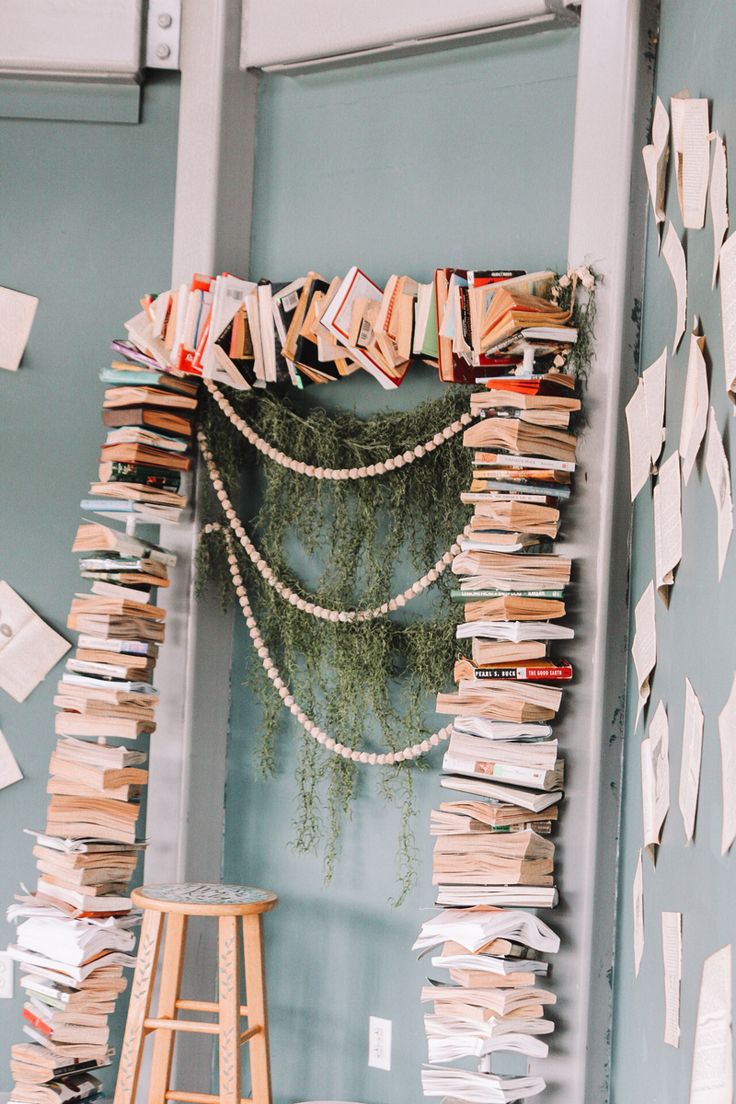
[632,581,657,725]
[718,673,736,855]
[671,90,710,230]
[643,96,670,242]
[0,729,22,791]
[704,407,734,579]
[653,450,682,604]
[710,133,729,287]
[662,911,682,1048]
[662,221,688,353]
[0,286,39,372]
[720,231,736,404]
[0,581,70,703]
[679,323,709,484]
[643,347,667,470]
[689,944,732,1104]
[633,849,644,977]
[626,379,651,500]
[679,678,704,843]
[641,700,669,861]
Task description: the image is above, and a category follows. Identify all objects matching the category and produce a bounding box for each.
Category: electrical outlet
[0,952,14,998]
[368,1015,392,1071]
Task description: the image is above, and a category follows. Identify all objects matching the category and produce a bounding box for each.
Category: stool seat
[132,883,278,916]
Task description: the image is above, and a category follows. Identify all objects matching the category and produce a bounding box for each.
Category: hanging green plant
[195,271,597,902]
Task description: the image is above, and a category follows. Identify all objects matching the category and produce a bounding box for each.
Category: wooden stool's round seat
[132,883,278,916]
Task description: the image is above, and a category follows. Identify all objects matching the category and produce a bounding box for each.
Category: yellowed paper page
[641,701,669,861]
[710,133,729,288]
[720,232,736,405]
[642,97,670,238]
[662,911,682,1048]
[718,674,736,855]
[632,581,657,724]
[705,407,734,579]
[662,221,688,352]
[654,450,682,604]
[671,92,710,229]
[690,945,732,1104]
[680,323,709,484]
[0,581,70,703]
[679,678,704,843]
[633,849,644,977]
[643,347,667,469]
[0,286,39,372]
[626,379,651,500]
[0,729,22,791]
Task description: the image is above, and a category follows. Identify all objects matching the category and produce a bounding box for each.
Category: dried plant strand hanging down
[203,377,478,479]
[204,522,453,763]
[197,431,470,621]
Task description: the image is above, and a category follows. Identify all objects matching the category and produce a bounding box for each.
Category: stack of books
[119,268,578,392]
[81,354,197,524]
[418,370,581,1099]
[6,339,191,1103]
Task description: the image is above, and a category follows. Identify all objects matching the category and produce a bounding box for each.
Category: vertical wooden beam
[218,916,242,1104]
[148,913,188,1104]
[242,914,271,1104]
[114,909,163,1104]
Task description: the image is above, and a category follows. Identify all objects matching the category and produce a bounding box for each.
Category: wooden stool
[114,883,278,1104]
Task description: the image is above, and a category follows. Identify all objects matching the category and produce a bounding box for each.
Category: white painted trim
[541,2,656,1102]
[240,0,578,69]
[143,0,258,1088]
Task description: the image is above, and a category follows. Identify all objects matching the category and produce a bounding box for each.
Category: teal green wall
[611,1,736,1098]
[222,32,579,1104]
[0,75,180,1091]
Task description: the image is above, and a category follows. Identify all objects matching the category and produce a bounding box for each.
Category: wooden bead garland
[204,522,453,766]
[197,431,469,621]
[203,379,477,481]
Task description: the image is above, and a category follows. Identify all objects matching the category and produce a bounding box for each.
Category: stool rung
[175,999,249,1016]
[239,1025,262,1044]
[165,1093,253,1104]
[144,1017,219,1035]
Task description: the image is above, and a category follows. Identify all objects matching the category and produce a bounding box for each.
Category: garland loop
[203,378,477,479]
[203,522,453,764]
[197,430,470,621]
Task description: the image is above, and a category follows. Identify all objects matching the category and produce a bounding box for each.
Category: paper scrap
[0,286,38,372]
[626,379,651,500]
[0,729,22,791]
[704,407,734,579]
[632,581,657,724]
[718,673,736,855]
[653,450,682,604]
[710,133,729,287]
[643,347,667,469]
[680,323,709,484]
[0,581,70,703]
[671,91,710,230]
[641,700,669,860]
[679,678,704,843]
[662,911,682,1047]
[643,97,670,235]
[720,231,736,405]
[690,944,732,1104]
[662,221,688,353]
[633,849,644,977]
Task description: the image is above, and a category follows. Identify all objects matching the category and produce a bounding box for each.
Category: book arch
[5,265,595,1103]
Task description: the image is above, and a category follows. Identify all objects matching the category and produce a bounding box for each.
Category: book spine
[470,665,573,682]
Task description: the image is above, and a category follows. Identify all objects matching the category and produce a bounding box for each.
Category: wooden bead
[403,450,414,464]
[415,445,426,458]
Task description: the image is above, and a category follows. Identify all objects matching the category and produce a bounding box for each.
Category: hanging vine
[195,270,597,902]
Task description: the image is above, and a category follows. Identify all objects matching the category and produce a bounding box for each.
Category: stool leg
[148,913,188,1104]
[241,914,271,1104]
[218,916,241,1104]
[115,909,164,1104]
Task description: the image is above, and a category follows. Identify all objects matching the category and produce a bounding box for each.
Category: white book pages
[662,221,688,352]
[0,285,39,371]
[679,678,704,843]
[0,582,70,703]
[710,133,729,287]
[671,92,710,229]
[642,96,670,235]
[718,674,736,855]
[704,407,734,579]
[689,945,732,1104]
